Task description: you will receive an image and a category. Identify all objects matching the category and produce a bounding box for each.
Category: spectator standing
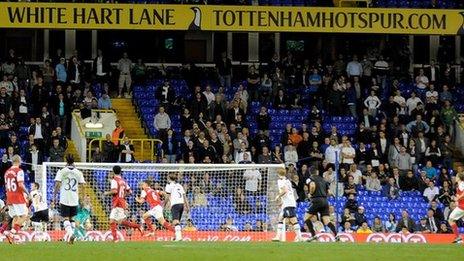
[49,139,64,162]
[119,136,135,163]
[154,106,171,141]
[325,139,341,165]
[243,168,261,195]
[117,52,132,98]
[364,90,381,117]
[156,80,176,110]
[216,52,232,89]
[55,58,67,84]
[93,49,111,85]
[111,120,125,146]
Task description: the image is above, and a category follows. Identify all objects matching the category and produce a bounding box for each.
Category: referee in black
[304,167,338,242]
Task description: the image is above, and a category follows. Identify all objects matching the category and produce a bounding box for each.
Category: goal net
[37,163,285,242]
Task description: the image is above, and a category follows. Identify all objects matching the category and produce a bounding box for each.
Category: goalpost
[38,162,286,242]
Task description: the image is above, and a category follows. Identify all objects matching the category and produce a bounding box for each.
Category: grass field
[1,242,463,261]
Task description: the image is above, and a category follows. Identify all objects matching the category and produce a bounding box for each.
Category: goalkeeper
[70,195,93,241]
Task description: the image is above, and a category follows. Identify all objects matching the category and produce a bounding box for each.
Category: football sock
[163,221,174,232]
[63,220,73,241]
[121,220,139,229]
[110,222,118,241]
[275,222,283,239]
[0,223,8,234]
[451,223,459,238]
[292,223,302,239]
[174,225,182,239]
[144,218,154,232]
[327,222,337,236]
[32,222,42,232]
[305,219,316,237]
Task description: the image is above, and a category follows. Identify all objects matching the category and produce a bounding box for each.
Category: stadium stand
[1,0,464,238]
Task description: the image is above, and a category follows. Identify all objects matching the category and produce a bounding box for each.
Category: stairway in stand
[112,98,153,162]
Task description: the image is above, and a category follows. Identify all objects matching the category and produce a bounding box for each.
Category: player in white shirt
[272,168,302,242]
[52,155,86,244]
[165,173,189,241]
[30,182,49,232]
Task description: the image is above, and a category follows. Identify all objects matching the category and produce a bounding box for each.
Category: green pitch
[1,242,463,261]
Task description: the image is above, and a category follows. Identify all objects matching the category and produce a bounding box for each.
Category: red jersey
[4,166,26,205]
[457,181,464,210]
[141,187,162,208]
[111,175,130,209]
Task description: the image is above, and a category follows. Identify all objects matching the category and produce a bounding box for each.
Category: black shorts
[282,207,296,219]
[60,204,77,218]
[171,204,184,221]
[31,209,49,222]
[307,198,329,217]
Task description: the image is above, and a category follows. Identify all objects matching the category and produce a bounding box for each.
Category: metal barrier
[88,138,163,163]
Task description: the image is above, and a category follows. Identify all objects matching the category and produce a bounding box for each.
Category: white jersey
[55,166,86,206]
[30,190,48,212]
[277,178,296,208]
[0,198,4,209]
[165,182,185,206]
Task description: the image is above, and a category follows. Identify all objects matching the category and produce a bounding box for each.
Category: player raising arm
[272,168,302,242]
[449,172,464,243]
[136,180,174,237]
[30,182,49,232]
[104,165,142,242]
[164,173,189,241]
[52,155,86,244]
[3,155,29,244]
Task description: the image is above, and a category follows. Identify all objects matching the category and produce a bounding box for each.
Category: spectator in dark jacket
[156,80,176,108]
[396,210,416,233]
[102,134,117,162]
[119,136,135,163]
[256,106,270,132]
[49,139,65,162]
[25,144,43,181]
[400,170,419,191]
[355,206,368,227]
[162,129,179,163]
[383,177,400,200]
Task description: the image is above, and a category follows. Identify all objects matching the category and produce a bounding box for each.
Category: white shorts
[448,207,464,221]
[146,205,163,219]
[110,207,127,222]
[8,204,28,218]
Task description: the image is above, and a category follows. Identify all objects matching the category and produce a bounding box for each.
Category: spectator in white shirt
[325,139,341,164]
[363,90,381,117]
[348,164,363,185]
[243,168,261,194]
[202,85,215,106]
[284,144,298,166]
[346,55,363,78]
[415,69,429,89]
[366,172,382,192]
[423,180,439,203]
[341,140,356,167]
[393,90,406,105]
[406,91,422,115]
[153,106,171,140]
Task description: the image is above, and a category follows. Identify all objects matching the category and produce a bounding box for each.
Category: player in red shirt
[135,180,174,236]
[449,172,464,243]
[103,165,142,242]
[2,155,29,244]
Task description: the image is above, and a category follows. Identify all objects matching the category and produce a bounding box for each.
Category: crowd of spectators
[137,40,463,232]
[1,33,464,233]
